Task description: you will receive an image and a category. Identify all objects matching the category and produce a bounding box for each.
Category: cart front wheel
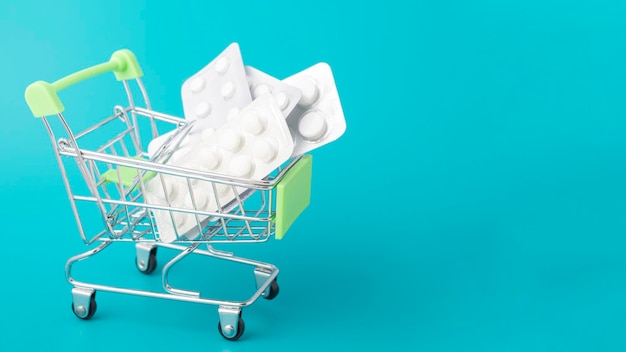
[218,318,245,341]
[263,279,280,300]
[136,247,157,274]
[72,293,97,320]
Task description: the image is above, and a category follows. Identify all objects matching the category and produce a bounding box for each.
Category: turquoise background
[2,0,626,350]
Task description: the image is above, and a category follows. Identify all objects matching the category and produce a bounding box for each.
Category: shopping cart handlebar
[24,49,143,117]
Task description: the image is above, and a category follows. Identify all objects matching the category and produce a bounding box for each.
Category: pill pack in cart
[24,43,345,341]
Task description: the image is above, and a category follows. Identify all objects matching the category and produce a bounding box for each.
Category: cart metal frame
[25,50,312,341]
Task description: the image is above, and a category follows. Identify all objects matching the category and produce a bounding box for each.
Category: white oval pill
[195,102,211,119]
[218,128,243,152]
[253,84,272,98]
[253,139,277,162]
[241,110,267,135]
[295,77,319,107]
[298,111,328,141]
[190,78,205,94]
[274,92,289,110]
[221,81,236,100]
[229,155,254,178]
[215,57,230,74]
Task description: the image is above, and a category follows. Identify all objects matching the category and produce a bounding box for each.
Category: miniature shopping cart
[24,49,312,341]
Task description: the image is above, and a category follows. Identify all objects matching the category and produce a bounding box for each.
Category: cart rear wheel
[72,293,97,320]
[263,279,279,300]
[218,318,245,341]
[136,247,157,274]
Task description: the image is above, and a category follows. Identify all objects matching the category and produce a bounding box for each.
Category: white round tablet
[253,139,277,162]
[172,212,186,228]
[298,111,328,141]
[229,155,255,178]
[241,110,267,135]
[198,148,221,170]
[195,102,211,119]
[145,178,165,199]
[253,84,272,98]
[170,147,190,162]
[215,184,230,196]
[274,92,289,110]
[190,78,205,94]
[295,76,319,107]
[190,192,210,209]
[218,129,243,152]
[180,162,202,185]
[215,57,230,75]
[165,181,180,200]
[221,81,236,100]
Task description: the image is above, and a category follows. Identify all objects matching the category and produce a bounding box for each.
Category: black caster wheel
[72,292,97,320]
[136,247,157,274]
[218,318,245,341]
[263,279,279,300]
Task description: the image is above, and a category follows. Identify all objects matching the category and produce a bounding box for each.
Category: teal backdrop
[2,0,626,351]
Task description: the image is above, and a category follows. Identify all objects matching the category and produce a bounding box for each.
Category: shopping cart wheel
[263,279,280,300]
[218,318,245,341]
[136,245,157,274]
[254,268,279,300]
[217,306,245,341]
[71,290,97,320]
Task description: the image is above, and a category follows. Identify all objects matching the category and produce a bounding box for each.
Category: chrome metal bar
[72,196,272,222]
[95,127,135,154]
[135,78,159,139]
[66,241,112,284]
[66,241,271,306]
[60,148,278,189]
[157,243,278,304]
[158,173,183,240]
[232,187,254,239]
[74,110,124,139]
[43,117,88,242]
[132,106,186,125]
[122,80,142,151]
[118,133,131,157]
[136,78,152,110]
[57,113,116,243]
[134,160,158,238]
[162,243,201,297]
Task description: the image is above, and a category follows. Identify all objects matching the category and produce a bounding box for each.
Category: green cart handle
[25,49,143,117]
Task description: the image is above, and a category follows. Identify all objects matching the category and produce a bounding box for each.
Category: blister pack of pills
[180,43,252,132]
[145,43,346,242]
[144,95,294,242]
[283,62,346,157]
[147,65,303,160]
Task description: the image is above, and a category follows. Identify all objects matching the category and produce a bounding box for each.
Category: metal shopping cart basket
[24,49,312,341]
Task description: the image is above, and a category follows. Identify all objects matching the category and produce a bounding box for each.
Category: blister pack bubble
[180,43,252,132]
[144,95,294,242]
[283,62,346,156]
[245,66,301,118]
